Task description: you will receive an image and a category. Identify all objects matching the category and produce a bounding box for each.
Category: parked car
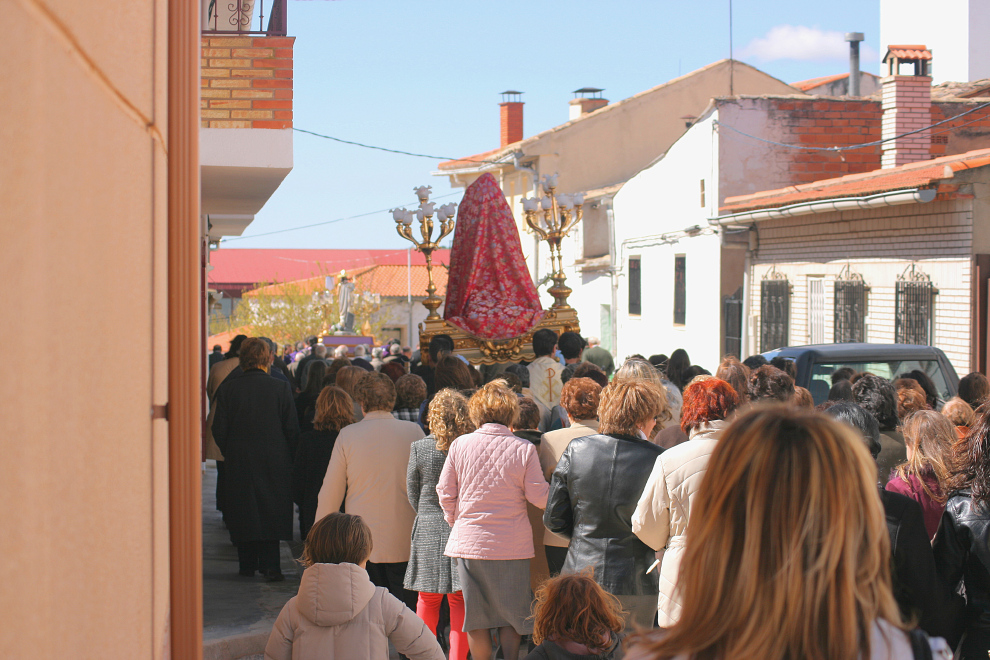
[761,343,960,406]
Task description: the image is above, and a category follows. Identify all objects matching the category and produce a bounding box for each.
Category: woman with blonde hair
[615,358,677,439]
[942,396,976,439]
[293,387,355,541]
[405,389,476,660]
[626,406,935,660]
[545,379,667,629]
[885,410,955,539]
[436,380,549,660]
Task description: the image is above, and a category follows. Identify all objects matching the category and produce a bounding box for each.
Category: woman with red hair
[631,378,740,626]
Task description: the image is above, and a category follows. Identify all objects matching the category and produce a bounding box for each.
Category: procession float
[392,172,583,365]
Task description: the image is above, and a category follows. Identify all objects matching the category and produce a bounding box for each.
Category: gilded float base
[418,307,581,366]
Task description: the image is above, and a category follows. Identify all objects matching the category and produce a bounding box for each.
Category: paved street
[202,461,409,659]
[202,461,300,660]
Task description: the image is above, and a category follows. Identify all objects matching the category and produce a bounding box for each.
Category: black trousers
[215,460,226,512]
[545,546,568,577]
[237,540,280,574]
[366,561,418,611]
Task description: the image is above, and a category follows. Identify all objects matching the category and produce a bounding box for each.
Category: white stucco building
[881,0,990,83]
[598,71,990,371]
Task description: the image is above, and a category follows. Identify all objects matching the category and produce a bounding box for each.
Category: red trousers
[416,591,468,660]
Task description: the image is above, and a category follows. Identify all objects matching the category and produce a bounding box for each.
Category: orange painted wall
[0,1,171,658]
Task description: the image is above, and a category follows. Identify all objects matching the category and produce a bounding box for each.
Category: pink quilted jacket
[437,423,549,560]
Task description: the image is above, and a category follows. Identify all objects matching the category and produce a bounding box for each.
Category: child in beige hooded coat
[264,513,443,660]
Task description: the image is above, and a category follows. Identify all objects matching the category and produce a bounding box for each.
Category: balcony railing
[203,0,286,36]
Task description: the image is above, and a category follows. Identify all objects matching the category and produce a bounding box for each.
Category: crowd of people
[204,329,990,659]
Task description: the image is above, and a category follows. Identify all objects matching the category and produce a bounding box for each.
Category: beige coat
[204,356,240,461]
[539,419,599,548]
[631,420,726,626]
[265,562,444,660]
[316,411,424,563]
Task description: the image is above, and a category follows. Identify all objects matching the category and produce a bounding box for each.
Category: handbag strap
[909,628,934,660]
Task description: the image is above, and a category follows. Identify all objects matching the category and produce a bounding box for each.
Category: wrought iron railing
[203,0,287,36]
[834,264,869,343]
[760,267,790,352]
[895,265,937,345]
[723,286,743,359]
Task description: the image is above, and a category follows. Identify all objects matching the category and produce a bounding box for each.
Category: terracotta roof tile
[720,148,990,214]
[792,73,849,92]
[884,45,932,61]
[438,147,506,171]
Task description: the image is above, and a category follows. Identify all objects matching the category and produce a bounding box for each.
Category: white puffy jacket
[264,562,443,660]
[631,420,725,627]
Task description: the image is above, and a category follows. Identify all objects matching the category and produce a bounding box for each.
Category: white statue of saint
[337,271,356,333]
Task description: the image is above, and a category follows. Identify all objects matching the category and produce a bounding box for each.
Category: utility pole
[407,247,413,347]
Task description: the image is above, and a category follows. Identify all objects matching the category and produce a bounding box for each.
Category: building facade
[718,150,990,376]
[433,60,802,327]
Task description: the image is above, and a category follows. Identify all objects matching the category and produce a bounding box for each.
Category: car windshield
[808,359,951,405]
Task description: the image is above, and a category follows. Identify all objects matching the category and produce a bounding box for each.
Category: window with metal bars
[723,286,743,359]
[895,266,936,345]
[628,257,642,316]
[834,278,868,343]
[673,255,686,325]
[761,276,790,351]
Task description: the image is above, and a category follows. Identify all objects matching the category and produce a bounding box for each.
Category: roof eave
[710,188,938,227]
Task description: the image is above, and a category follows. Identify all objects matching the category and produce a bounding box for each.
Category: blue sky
[222,0,881,250]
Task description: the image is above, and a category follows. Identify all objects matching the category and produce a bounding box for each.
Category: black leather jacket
[544,433,663,596]
[933,489,990,652]
[881,488,962,642]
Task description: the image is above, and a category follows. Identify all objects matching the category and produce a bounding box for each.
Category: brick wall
[758,97,990,185]
[746,198,974,373]
[200,36,293,129]
[766,99,883,183]
[930,102,990,157]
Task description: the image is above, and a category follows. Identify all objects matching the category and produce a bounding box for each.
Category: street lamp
[391,186,457,321]
[520,174,585,309]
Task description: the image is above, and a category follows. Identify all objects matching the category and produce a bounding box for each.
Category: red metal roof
[245,263,448,299]
[720,148,990,214]
[884,45,932,61]
[208,248,451,288]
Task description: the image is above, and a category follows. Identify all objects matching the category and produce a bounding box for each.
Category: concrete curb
[203,632,269,660]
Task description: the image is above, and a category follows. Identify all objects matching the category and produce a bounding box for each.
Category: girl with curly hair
[524,572,625,659]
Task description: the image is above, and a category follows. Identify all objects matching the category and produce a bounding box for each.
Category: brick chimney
[568,87,608,121]
[500,90,524,148]
[881,45,933,168]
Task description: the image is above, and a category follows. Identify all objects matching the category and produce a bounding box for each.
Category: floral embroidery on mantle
[443,173,545,341]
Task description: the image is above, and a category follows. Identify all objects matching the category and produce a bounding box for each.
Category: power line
[219,190,461,242]
[292,127,505,164]
[713,100,990,152]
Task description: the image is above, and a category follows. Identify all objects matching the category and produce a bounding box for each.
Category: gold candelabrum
[521,174,585,309]
[392,186,457,321]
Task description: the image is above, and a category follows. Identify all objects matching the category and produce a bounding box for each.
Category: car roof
[764,343,945,362]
